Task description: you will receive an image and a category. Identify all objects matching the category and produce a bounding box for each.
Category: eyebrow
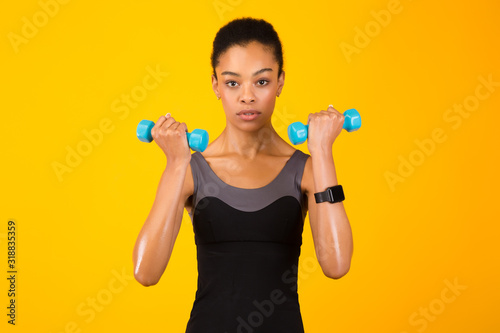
[220,68,273,77]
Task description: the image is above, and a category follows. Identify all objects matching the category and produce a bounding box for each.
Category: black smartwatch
[314,185,345,203]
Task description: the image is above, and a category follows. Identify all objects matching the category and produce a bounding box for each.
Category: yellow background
[2,0,499,332]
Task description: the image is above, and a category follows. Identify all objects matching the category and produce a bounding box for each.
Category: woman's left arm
[302,105,354,279]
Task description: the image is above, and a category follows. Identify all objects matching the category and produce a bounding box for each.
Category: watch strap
[314,185,345,203]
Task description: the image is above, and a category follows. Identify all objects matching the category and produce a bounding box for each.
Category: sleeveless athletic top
[185,149,310,333]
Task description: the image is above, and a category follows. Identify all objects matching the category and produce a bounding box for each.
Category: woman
[133,17,353,332]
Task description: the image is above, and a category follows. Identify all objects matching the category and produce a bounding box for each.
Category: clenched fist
[151,114,191,164]
[306,105,345,155]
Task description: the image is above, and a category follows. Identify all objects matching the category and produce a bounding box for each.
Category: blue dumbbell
[136,119,209,152]
[287,109,361,145]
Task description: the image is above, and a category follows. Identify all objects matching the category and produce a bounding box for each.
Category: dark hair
[211,17,284,80]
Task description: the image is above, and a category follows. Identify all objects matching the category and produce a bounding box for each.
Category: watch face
[328,185,344,203]
[315,185,344,203]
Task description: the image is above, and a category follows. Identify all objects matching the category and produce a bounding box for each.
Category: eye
[257,79,269,86]
[226,81,238,87]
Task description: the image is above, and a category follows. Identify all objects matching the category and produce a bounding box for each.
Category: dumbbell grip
[303,108,360,132]
[293,115,358,138]
[136,120,209,152]
[287,109,361,145]
[300,120,353,132]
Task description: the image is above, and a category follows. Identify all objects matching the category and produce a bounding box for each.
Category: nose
[240,83,255,104]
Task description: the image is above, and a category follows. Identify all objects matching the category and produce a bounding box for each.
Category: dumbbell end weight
[343,108,361,132]
[287,122,308,145]
[187,129,209,152]
[137,120,155,143]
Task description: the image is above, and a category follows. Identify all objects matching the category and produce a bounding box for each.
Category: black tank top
[185,149,310,333]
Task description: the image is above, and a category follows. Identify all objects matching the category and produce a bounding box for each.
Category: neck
[217,120,282,159]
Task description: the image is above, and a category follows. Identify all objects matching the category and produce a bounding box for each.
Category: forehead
[217,41,277,74]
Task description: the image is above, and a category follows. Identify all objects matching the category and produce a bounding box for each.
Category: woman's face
[212,41,285,131]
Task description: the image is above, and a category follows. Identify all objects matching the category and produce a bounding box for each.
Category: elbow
[134,266,160,287]
[320,242,354,279]
[133,243,162,287]
[322,262,351,280]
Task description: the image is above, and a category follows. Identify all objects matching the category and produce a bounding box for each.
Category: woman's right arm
[132,114,194,287]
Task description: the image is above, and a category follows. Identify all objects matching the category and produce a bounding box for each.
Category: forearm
[311,148,353,277]
[133,160,189,286]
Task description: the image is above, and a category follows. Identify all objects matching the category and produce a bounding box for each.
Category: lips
[237,109,261,121]
[237,109,261,115]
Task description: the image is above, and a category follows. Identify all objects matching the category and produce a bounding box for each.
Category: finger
[152,116,167,138]
[169,121,181,131]
[154,116,175,128]
[327,105,338,112]
[157,112,175,123]
[155,115,169,127]
[179,122,188,134]
[321,108,342,117]
[153,115,175,137]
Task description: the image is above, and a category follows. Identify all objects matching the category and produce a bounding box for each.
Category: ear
[277,70,285,96]
[211,74,220,98]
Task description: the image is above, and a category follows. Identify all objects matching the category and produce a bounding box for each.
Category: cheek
[264,90,278,109]
[259,88,275,101]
